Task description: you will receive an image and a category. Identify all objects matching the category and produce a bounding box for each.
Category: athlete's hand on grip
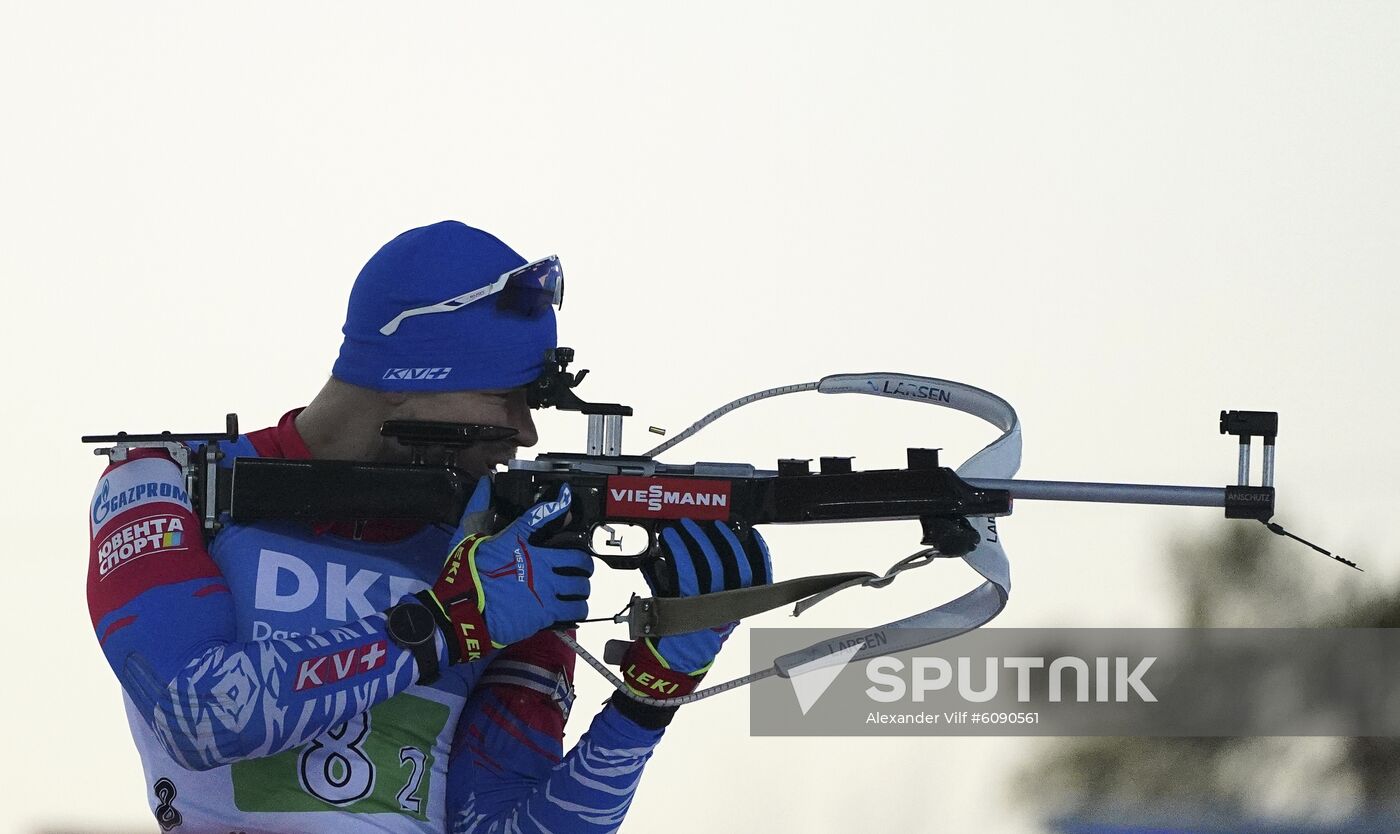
[420,477,593,663]
[614,519,773,716]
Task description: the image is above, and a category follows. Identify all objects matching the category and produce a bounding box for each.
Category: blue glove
[641,519,773,673]
[422,477,593,662]
[613,519,772,721]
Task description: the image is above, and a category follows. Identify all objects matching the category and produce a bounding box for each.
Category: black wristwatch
[386,600,441,685]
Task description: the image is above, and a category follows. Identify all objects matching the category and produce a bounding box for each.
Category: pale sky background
[2,2,1397,832]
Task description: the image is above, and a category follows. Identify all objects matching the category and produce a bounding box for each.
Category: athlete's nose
[510,397,538,448]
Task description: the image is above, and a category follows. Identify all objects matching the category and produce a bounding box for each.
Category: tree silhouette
[1018,520,1400,822]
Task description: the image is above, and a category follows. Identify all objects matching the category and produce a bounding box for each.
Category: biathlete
[87,220,772,832]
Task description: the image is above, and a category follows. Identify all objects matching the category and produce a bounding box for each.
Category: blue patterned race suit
[87,408,665,833]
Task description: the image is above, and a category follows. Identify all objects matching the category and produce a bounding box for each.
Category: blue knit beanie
[332,221,557,391]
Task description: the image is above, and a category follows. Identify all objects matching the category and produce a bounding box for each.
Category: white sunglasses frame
[378,255,562,337]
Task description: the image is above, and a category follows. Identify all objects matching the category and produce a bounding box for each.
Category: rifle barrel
[965,478,1226,508]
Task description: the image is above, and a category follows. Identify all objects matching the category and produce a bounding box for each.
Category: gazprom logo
[91,480,110,526]
[383,367,453,381]
[91,476,190,527]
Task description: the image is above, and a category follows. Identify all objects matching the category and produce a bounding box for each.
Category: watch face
[388,603,436,647]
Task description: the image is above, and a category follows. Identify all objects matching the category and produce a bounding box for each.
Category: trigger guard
[593,551,656,571]
[585,521,654,565]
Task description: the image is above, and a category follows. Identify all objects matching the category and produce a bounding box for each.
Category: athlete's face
[376,386,538,476]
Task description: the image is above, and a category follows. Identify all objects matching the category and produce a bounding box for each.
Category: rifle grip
[604,639,631,665]
[538,530,589,551]
[640,528,679,597]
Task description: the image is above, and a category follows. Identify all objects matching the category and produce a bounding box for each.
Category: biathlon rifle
[82,347,1353,705]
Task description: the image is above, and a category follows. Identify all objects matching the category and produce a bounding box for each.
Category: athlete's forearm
[449,699,665,833]
[112,594,450,771]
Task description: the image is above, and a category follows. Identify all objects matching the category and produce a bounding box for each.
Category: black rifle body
[224,452,1012,569]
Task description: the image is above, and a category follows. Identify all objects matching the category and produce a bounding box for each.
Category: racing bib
[231,694,450,819]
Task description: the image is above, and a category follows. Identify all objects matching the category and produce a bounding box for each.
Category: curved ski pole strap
[790,548,939,617]
[774,373,1019,680]
[625,572,877,640]
[628,371,1019,694]
[642,382,819,458]
[647,372,1020,483]
[819,372,1018,581]
[774,581,1008,678]
[553,629,777,707]
[815,373,1020,453]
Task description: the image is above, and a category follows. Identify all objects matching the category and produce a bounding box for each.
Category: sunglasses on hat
[379,255,564,337]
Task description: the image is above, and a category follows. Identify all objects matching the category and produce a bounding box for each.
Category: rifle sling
[624,549,943,639]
